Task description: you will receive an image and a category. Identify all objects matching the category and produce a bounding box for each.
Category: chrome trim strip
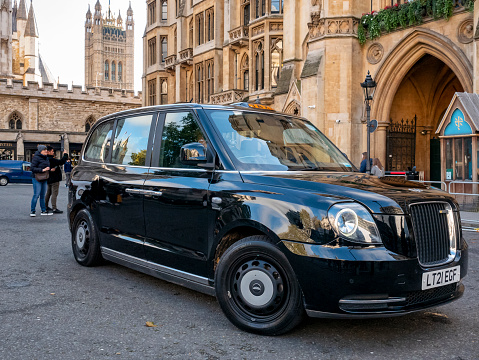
[306,309,417,319]
[111,234,144,245]
[339,297,406,305]
[101,247,211,287]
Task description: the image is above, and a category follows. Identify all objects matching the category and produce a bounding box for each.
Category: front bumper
[280,241,468,318]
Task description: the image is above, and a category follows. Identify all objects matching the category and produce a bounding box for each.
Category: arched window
[271,39,283,89]
[243,3,250,26]
[255,0,265,18]
[189,19,193,48]
[254,41,264,91]
[174,28,177,54]
[118,62,122,82]
[207,61,214,101]
[161,0,167,21]
[161,37,168,62]
[104,60,109,81]
[196,13,204,45]
[161,78,168,104]
[197,63,203,103]
[9,112,22,129]
[85,116,95,132]
[206,8,214,42]
[241,55,249,91]
[111,61,116,82]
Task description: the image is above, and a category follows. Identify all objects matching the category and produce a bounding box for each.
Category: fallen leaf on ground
[145,321,158,327]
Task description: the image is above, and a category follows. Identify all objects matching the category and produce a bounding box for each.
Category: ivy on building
[358,0,474,45]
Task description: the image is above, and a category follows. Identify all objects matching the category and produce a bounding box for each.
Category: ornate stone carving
[458,18,474,44]
[367,43,384,65]
[308,16,358,41]
[252,24,265,37]
[270,23,283,31]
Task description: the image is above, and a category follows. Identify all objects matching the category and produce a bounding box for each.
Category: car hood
[239,171,455,214]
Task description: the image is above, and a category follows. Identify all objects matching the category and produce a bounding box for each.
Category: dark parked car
[68,104,468,335]
[0,160,32,186]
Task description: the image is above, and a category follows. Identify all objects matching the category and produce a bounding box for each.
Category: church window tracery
[118,62,123,82]
[9,112,22,130]
[111,61,116,81]
[271,38,283,89]
[104,60,109,80]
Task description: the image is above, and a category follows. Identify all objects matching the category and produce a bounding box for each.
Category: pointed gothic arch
[85,116,95,133]
[284,100,301,116]
[8,111,23,130]
[372,28,473,124]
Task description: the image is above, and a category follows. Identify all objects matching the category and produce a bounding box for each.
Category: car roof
[94,103,303,125]
[0,160,27,167]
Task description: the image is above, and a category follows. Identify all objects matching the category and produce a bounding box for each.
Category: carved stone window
[206,8,214,42]
[206,60,214,101]
[243,1,250,26]
[189,18,193,48]
[148,1,156,25]
[111,61,116,82]
[160,78,168,104]
[271,0,283,14]
[148,37,157,66]
[85,116,95,133]
[104,60,109,80]
[271,38,283,89]
[161,36,168,62]
[161,0,167,21]
[254,40,264,91]
[241,54,249,91]
[196,63,204,103]
[9,112,22,130]
[148,78,157,106]
[196,13,204,46]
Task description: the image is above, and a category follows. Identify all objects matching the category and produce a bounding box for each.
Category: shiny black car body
[68,104,468,335]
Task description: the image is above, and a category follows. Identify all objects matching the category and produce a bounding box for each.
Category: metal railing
[447,181,479,196]
[462,219,479,233]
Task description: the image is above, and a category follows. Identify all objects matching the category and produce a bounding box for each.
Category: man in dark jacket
[45,146,68,214]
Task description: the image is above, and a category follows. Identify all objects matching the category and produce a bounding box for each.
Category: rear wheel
[215,236,304,335]
[71,209,102,266]
[0,176,8,186]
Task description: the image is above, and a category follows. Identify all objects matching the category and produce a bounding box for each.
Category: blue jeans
[31,178,48,212]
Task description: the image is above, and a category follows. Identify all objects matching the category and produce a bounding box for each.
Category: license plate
[422,266,460,290]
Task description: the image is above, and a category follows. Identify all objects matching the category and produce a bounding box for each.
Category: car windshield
[206,110,354,172]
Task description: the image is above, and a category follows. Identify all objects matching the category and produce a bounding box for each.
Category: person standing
[45,146,68,214]
[64,158,72,187]
[371,158,385,177]
[30,145,52,217]
[359,152,373,173]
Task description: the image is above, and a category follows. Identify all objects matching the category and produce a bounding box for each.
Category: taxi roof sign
[232,102,275,111]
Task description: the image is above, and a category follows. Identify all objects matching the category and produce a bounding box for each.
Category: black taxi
[68,103,468,335]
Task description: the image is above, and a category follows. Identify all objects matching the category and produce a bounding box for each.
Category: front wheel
[215,236,304,335]
[71,209,102,266]
[0,176,8,186]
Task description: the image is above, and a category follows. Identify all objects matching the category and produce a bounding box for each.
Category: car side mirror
[180,142,208,166]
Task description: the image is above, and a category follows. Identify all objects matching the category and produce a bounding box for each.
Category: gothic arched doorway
[372,29,472,180]
[388,54,464,179]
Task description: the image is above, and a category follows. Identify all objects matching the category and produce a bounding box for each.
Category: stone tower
[0,0,14,79]
[84,0,134,90]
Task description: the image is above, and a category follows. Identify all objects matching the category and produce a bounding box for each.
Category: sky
[32,0,146,93]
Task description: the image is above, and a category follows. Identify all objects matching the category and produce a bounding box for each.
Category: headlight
[328,203,382,244]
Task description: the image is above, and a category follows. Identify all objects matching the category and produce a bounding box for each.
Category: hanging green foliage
[358,0,472,46]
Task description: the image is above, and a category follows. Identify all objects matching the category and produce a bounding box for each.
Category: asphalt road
[0,183,478,360]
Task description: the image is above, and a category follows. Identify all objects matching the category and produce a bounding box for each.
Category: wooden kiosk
[436,93,478,207]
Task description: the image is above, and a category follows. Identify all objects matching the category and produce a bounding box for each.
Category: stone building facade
[0,1,142,163]
[143,0,479,184]
[84,0,135,90]
[0,80,142,162]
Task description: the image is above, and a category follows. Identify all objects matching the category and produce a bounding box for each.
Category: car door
[143,110,212,277]
[94,112,158,258]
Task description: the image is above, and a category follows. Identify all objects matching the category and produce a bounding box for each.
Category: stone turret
[23,0,40,85]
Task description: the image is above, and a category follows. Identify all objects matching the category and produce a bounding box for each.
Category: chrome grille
[409,202,456,266]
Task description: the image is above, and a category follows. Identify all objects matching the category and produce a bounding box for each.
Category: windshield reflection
[206,110,354,172]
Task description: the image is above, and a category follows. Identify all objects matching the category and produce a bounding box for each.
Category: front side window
[111,114,154,166]
[84,120,114,162]
[206,110,354,172]
[158,112,205,168]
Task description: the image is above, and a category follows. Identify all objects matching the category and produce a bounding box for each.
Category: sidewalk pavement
[461,211,479,222]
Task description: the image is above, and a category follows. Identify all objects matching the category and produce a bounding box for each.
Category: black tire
[215,236,304,335]
[71,209,103,266]
[0,176,8,186]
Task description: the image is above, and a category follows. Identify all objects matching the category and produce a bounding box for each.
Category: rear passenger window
[111,114,154,166]
[158,112,205,168]
[84,121,114,162]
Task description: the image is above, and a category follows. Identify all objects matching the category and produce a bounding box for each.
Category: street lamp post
[360,71,377,174]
